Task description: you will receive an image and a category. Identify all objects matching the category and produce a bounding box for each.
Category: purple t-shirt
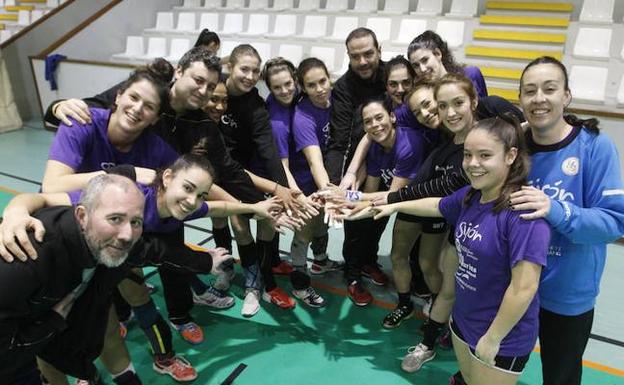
[48,108,178,172]
[68,184,209,234]
[291,95,332,195]
[463,66,488,99]
[439,186,550,356]
[248,94,295,178]
[366,126,426,191]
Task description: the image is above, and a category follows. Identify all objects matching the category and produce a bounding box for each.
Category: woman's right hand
[370,204,397,220]
[54,99,92,126]
[339,172,357,190]
[0,214,45,262]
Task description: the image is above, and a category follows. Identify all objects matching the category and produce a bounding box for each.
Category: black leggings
[539,307,594,385]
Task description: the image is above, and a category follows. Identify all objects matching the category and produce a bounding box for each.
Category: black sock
[270,234,281,267]
[397,292,412,307]
[257,239,277,291]
[421,318,445,350]
[212,226,232,252]
[113,371,142,385]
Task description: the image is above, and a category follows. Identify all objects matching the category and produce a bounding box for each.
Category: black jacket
[44,86,264,203]
[0,206,213,381]
[325,63,386,184]
[219,87,288,187]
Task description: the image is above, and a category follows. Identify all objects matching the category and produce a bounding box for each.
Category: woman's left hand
[475,333,500,367]
[509,185,551,220]
[254,196,283,220]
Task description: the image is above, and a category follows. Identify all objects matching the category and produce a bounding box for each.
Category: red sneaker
[262,287,296,309]
[362,264,388,286]
[172,321,204,345]
[119,322,128,339]
[347,281,373,306]
[153,355,197,382]
[272,260,294,275]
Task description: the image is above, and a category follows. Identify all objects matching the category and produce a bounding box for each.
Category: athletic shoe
[292,286,326,308]
[153,355,197,382]
[241,288,261,318]
[192,285,235,309]
[361,264,388,286]
[401,343,436,373]
[422,295,433,318]
[262,287,296,309]
[119,322,128,339]
[213,268,236,292]
[172,321,204,345]
[310,259,344,275]
[382,303,414,329]
[347,280,373,306]
[438,328,453,350]
[272,260,294,275]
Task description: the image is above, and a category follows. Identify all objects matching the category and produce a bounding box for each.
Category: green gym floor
[1,124,623,384]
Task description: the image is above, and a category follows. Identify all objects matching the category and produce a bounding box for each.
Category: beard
[83,230,131,268]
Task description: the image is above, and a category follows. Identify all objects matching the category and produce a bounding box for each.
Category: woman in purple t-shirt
[286,57,344,308]
[373,115,550,385]
[407,30,488,98]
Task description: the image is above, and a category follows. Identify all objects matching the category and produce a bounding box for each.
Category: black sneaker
[382,303,414,329]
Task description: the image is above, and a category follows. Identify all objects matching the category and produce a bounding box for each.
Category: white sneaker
[292,287,326,308]
[192,286,235,309]
[401,343,436,373]
[241,288,261,318]
[214,268,236,291]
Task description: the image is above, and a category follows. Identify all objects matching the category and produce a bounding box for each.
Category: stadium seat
[176,12,196,33]
[310,46,337,73]
[270,0,294,12]
[348,0,377,14]
[166,38,191,62]
[382,51,402,61]
[198,12,219,31]
[365,17,392,44]
[112,36,145,61]
[247,0,268,10]
[278,44,303,65]
[202,0,221,9]
[295,15,328,40]
[252,42,272,61]
[5,0,15,6]
[142,37,168,60]
[379,0,409,15]
[266,14,297,38]
[435,20,465,49]
[617,75,624,106]
[573,27,612,60]
[320,0,348,13]
[148,12,174,33]
[447,0,478,18]
[579,0,614,24]
[219,40,241,57]
[17,10,30,26]
[221,0,244,10]
[46,0,59,7]
[569,65,608,103]
[412,0,443,16]
[324,16,359,42]
[296,0,320,12]
[181,0,201,8]
[239,13,269,37]
[220,13,244,36]
[0,30,12,43]
[31,9,44,22]
[392,18,427,46]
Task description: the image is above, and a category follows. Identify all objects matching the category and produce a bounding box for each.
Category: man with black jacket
[0,175,222,385]
[324,28,388,305]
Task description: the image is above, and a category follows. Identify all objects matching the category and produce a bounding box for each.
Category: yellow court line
[473,29,566,44]
[5,5,35,11]
[480,14,570,28]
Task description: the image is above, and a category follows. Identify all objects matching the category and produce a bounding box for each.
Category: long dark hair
[297,57,330,90]
[407,30,463,75]
[262,56,297,89]
[520,56,600,133]
[153,153,216,192]
[464,113,530,212]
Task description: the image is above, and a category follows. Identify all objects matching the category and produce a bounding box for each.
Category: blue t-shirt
[48,108,178,172]
[439,186,550,356]
[366,125,426,190]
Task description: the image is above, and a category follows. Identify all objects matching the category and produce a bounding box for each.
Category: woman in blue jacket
[510,56,624,385]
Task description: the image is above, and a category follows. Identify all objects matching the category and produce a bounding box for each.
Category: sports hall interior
[1,0,624,384]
